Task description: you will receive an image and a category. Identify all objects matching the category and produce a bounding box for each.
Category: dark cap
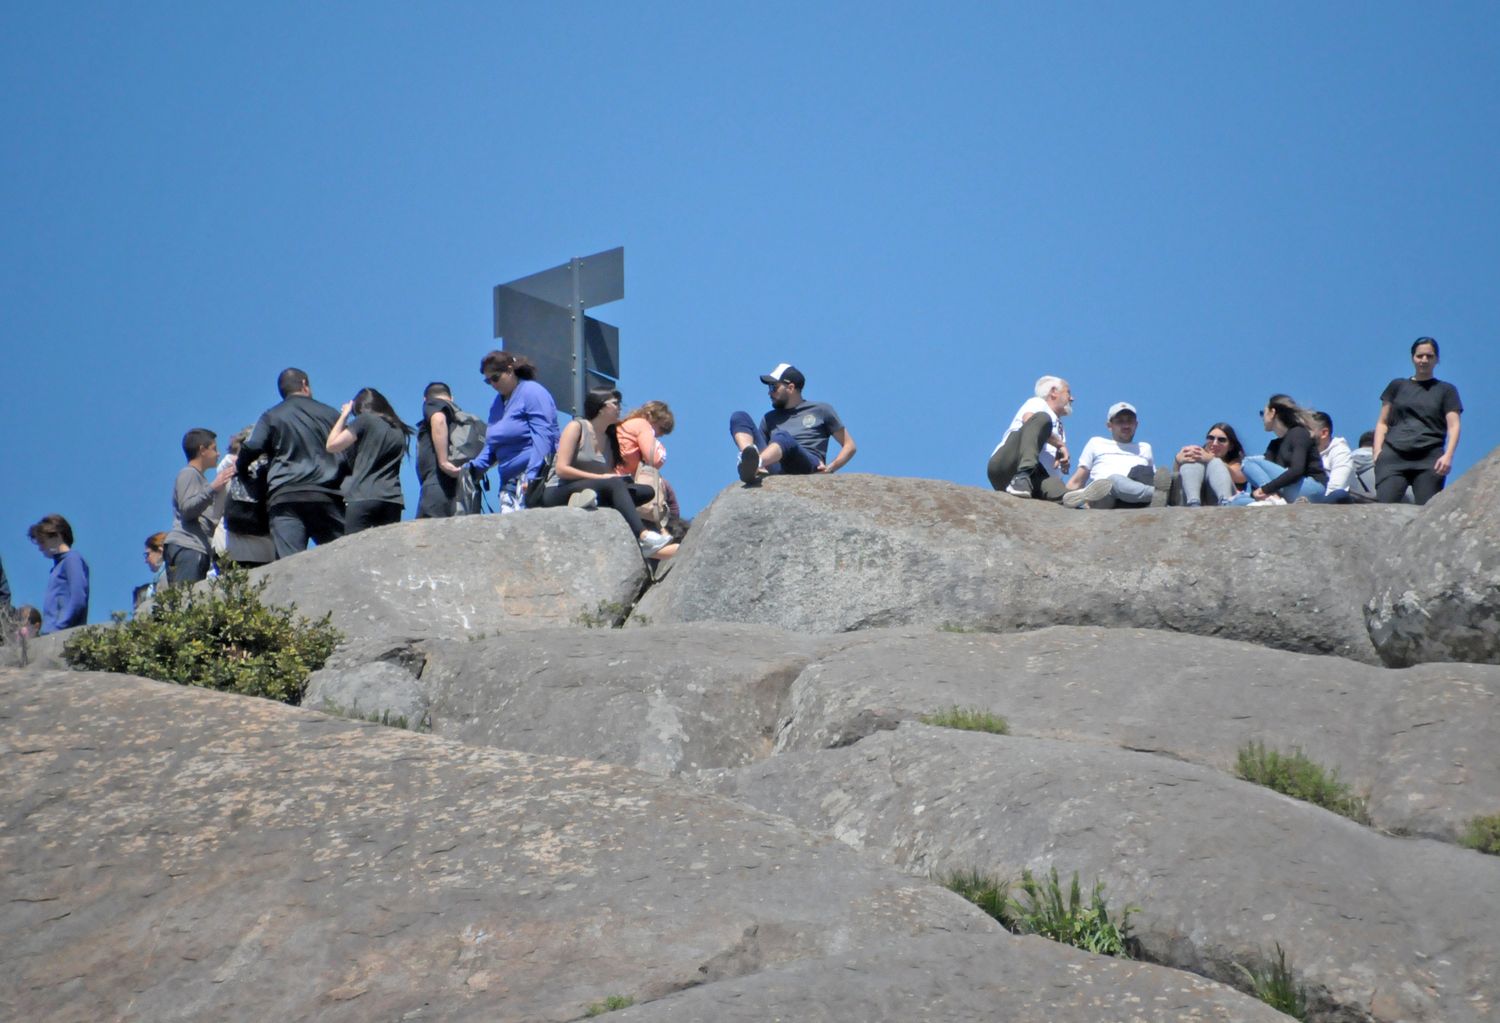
[759,362,805,388]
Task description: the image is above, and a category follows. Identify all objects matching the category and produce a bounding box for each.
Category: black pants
[268,499,346,560]
[1374,448,1445,505]
[164,543,211,587]
[542,477,653,537]
[345,501,402,535]
[986,414,1067,500]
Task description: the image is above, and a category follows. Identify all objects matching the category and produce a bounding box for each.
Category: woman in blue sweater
[468,351,560,512]
[28,514,89,633]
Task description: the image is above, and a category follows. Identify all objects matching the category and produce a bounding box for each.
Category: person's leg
[1108,475,1157,505]
[987,415,1052,493]
[769,429,820,474]
[986,430,1027,490]
[164,543,210,586]
[1373,452,1411,504]
[1280,477,1326,503]
[592,476,650,536]
[1035,473,1067,501]
[269,505,310,559]
[1240,456,1279,490]
[1178,462,1207,505]
[1409,466,1446,505]
[344,501,377,535]
[541,479,596,507]
[1203,459,1238,504]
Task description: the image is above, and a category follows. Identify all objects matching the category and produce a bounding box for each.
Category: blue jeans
[1233,456,1326,503]
[1105,475,1156,505]
[729,411,821,474]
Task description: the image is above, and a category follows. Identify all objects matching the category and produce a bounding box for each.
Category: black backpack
[224,456,270,536]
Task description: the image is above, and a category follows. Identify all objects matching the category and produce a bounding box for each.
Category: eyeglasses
[485,373,504,384]
[1205,435,1228,444]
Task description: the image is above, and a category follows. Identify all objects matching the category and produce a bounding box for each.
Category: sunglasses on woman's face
[1206,435,1228,444]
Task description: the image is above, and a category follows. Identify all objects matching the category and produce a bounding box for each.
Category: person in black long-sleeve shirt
[236,367,345,559]
[1236,394,1328,504]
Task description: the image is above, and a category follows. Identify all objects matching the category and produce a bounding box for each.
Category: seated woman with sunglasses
[1173,422,1247,506]
[540,388,674,559]
[1232,394,1328,505]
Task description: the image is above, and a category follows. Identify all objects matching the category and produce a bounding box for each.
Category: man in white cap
[1062,402,1157,509]
[730,363,857,484]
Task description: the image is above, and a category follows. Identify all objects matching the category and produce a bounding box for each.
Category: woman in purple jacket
[468,351,560,512]
[28,514,89,633]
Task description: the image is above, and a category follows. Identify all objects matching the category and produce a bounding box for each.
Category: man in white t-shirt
[987,375,1074,500]
[1062,402,1156,509]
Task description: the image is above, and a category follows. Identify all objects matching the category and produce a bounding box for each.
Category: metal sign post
[493,247,624,418]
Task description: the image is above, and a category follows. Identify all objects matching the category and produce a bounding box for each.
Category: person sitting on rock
[1232,394,1328,505]
[987,375,1073,500]
[1061,402,1157,509]
[1309,411,1354,504]
[1348,430,1377,500]
[731,363,856,484]
[1172,422,1246,506]
[540,388,674,560]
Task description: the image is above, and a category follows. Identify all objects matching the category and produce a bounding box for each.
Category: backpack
[446,405,486,466]
[224,456,270,536]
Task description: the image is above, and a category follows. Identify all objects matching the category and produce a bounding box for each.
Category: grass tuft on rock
[1236,943,1308,1020]
[918,706,1009,735]
[1235,741,1370,824]
[62,560,340,704]
[940,865,1134,958]
[584,994,634,1016]
[1460,814,1500,855]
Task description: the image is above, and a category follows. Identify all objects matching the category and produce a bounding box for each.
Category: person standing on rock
[237,368,346,559]
[164,428,233,586]
[730,363,857,484]
[469,351,560,512]
[1061,402,1157,509]
[28,514,88,633]
[1372,337,1462,505]
[325,387,415,535]
[987,375,1073,499]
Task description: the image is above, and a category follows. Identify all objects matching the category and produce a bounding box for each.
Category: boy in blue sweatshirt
[28,514,89,633]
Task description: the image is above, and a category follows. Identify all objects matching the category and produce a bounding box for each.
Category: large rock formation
[254,509,649,642]
[1367,446,1500,666]
[0,670,1283,1023]
[702,723,1500,1023]
[637,474,1417,663]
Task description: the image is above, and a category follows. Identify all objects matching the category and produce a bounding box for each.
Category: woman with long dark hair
[540,388,674,559]
[1373,337,1462,505]
[326,387,414,534]
[468,350,560,512]
[1173,421,1247,506]
[1235,394,1327,505]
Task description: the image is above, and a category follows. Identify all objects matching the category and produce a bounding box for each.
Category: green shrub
[1236,943,1308,1020]
[941,865,1134,958]
[1460,814,1500,855]
[938,867,1011,924]
[1008,866,1135,957]
[62,561,340,704]
[919,706,1009,735]
[584,994,634,1016]
[1235,741,1370,824]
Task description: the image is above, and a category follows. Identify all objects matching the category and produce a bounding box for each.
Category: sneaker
[1249,495,1287,506]
[1062,477,1114,509]
[567,489,598,509]
[737,445,761,485]
[638,530,673,557]
[1005,473,1033,498]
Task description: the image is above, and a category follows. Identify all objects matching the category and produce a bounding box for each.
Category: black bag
[225,456,270,535]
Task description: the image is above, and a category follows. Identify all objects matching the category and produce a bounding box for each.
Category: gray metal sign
[493,247,623,417]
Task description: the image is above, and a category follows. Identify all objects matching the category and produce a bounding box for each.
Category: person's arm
[1372,399,1393,461]
[1435,410,1461,476]
[1065,465,1089,490]
[521,389,559,480]
[1226,459,1247,486]
[819,428,857,472]
[58,555,88,628]
[236,416,270,477]
[326,402,358,454]
[176,469,218,524]
[553,420,611,481]
[1176,445,1206,467]
[1255,431,1314,497]
[430,412,462,477]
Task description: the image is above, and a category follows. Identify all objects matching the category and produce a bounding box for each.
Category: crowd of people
[3,338,1464,637]
[986,337,1463,510]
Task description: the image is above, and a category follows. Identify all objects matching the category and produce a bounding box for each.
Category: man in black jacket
[237,368,345,559]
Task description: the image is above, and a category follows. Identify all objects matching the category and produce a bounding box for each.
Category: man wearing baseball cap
[1061,402,1158,509]
[730,363,857,484]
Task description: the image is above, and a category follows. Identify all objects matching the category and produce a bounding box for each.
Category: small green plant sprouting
[1460,814,1500,855]
[1236,943,1308,1020]
[574,600,631,628]
[584,994,634,1016]
[62,560,340,704]
[1008,866,1135,957]
[940,866,1133,958]
[1235,742,1370,824]
[938,867,1011,924]
[919,706,1009,735]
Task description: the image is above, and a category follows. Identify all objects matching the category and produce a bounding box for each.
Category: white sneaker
[567,489,598,509]
[638,530,672,557]
[1062,477,1114,509]
[1249,494,1287,507]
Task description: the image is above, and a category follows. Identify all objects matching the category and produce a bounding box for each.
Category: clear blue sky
[3,3,1497,619]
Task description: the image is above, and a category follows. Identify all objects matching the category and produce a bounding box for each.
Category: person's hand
[211,461,236,489]
[815,461,829,472]
[340,401,354,417]
[1251,487,1267,500]
[1055,444,1070,473]
[440,461,463,478]
[1435,452,1454,476]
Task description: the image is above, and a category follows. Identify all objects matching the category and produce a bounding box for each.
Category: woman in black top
[326,388,415,534]
[1373,337,1462,505]
[1236,394,1328,504]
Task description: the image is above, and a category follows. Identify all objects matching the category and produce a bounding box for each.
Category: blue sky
[3,3,1497,619]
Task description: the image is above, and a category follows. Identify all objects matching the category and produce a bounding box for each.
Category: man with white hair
[987,375,1073,500]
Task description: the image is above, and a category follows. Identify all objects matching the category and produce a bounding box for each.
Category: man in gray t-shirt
[729,363,857,484]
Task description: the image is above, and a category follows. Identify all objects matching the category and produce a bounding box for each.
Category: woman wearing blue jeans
[1231,395,1327,505]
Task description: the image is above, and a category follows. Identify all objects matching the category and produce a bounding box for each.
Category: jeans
[164,543,211,586]
[1234,456,1327,503]
[344,501,402,535]
[268,499,346,559]
[729,411,822,474]
[1105,475,1156,504]
[1178,458,1238,505]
